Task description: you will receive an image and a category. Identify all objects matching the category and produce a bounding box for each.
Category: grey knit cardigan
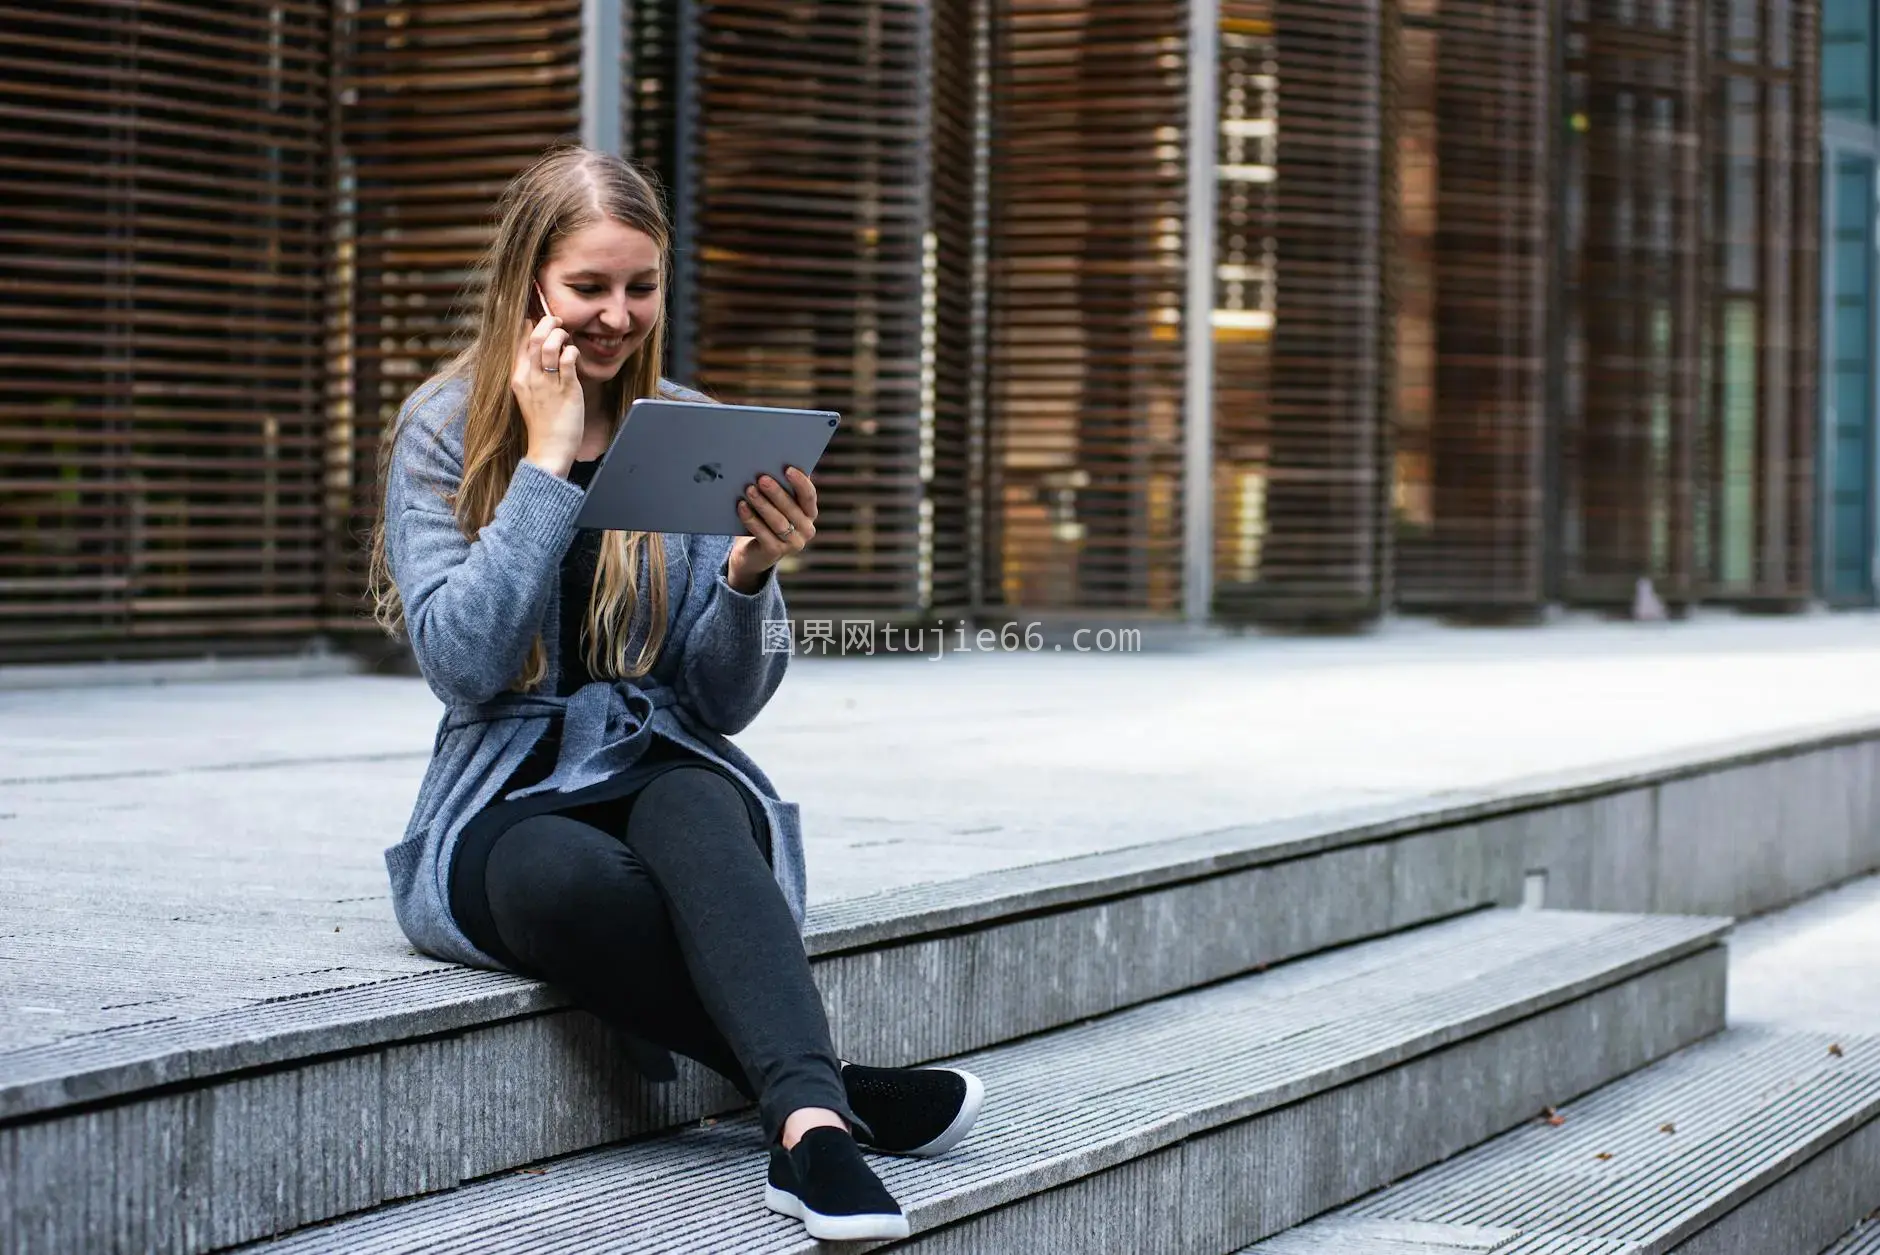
[380,372,802,972]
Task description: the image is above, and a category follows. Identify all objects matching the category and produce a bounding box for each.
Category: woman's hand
[511,312,585,477]
[729,466,818,593]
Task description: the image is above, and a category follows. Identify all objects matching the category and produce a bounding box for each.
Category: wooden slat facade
[1557,0,1708,605]
[1787,0,1823,600]
[1556,0,1819,608]
[1210,6,1281,615]
[676,0,977,619]
[1394,0,1551,610]
[0,0,1833,662]
[1696,0,1819,602]
[931,0,986,614]
[326,0,585,624]
[1211,0,1389,622]
[1392,0,1439,606]
[0,1,333,660]
[984,0,1188,614]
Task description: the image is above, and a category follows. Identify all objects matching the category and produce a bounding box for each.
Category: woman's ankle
[781,1106,850,1150]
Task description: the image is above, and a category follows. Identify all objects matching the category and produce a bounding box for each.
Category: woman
[369,144,981,1243]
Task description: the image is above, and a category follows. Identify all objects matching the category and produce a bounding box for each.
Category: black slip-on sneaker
[842,1062,985,1157]
[765,1126,911,1242]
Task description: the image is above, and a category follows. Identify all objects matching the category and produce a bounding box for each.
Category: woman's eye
[630,285,660,295]
[572,286,603,296]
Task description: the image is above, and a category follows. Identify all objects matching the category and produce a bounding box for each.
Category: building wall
[0,0,1835,662]
[1,3,334,662]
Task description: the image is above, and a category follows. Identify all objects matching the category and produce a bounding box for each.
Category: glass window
[1718,300,1758,588]
[1720,77,1760,295]
[1824,0,1875,123]
[1824,157,1877,600]
[1719,0,1758,63]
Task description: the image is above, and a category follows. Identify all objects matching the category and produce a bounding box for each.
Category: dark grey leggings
[473,767,853,1142]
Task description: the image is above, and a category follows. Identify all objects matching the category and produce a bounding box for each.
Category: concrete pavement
[8,611,1880,1058]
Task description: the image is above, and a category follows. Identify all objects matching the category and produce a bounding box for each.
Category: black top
[500,455,686,794]
[554,457,607,697]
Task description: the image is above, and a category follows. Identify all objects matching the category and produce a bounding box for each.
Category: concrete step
[229,909,1726,1254]
[1247,1027,1880,1255]
[1825,1214,1880,1254]
[3,801,1539,1255]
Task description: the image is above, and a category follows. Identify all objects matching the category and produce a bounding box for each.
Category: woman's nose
[594,298,628,332]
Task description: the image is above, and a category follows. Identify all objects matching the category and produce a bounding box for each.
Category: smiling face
[537,217,664,386]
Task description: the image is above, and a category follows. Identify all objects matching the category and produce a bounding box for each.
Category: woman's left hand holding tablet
[728,466,818,593]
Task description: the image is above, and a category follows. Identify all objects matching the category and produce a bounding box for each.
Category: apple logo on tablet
[694,462,723,483]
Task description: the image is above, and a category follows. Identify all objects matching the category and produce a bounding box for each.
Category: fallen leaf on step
[1659,1122,1676,1135]
[1829,1043,1845,1057]
[1594,1152,1613,1161]
[515,1168,546,1176]
[1539,1106,1565,1127]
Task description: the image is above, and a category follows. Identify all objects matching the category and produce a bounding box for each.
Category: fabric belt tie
[443,681,679,798]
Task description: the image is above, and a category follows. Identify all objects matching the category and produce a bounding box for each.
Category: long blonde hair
[368,144,675,689]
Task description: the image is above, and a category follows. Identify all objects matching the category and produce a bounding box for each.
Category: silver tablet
[574,398,842,535]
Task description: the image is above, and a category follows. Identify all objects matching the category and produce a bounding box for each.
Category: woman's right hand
[511,313,584,477]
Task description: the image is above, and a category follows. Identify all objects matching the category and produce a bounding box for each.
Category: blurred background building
[0,0,1861,661]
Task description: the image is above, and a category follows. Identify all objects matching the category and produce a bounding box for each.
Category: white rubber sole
[765,1184,912,1242]
[901,1067,985,1157]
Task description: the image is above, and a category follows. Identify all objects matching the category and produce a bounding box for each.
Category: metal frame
[1183,0,1219,623]
[580,0,624,154]
[668,0,701,385]
[1542,0,1568,604]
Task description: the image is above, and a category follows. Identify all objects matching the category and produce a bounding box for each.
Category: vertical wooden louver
[1375,0,1401,612]
[0,1,332,661]
[1394,0,1551,610]
[1392,0,1439,603]
[929,0,984,614]
[626,0,686,284]
[1697,0,1818,602]
[627,0,679,186]
[1791,0,1824,602]
[1558,0,1705,605]
[986,0,1188,614]
[1211,0,1387,622]
[1211,3,1279,618]
[679,0,975,619]
[326,0,583,624]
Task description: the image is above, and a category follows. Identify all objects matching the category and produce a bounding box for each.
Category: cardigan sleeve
[673,535,790,735]
[384,387,585,706]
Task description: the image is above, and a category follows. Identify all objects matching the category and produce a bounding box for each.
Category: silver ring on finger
[775,521,795,539]
[542,365,559,373]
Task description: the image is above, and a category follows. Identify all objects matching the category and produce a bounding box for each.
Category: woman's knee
[629,768,766,861]
[483,815,651,940]
[635,766,749,820]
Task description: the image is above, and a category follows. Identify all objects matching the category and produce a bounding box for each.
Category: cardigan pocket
[383,832,424,890]
[768,800,807,924]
